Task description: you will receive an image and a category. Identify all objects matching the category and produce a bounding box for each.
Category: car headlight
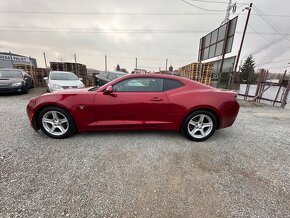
[11,82,23,87]
[78,83,85,88]
[51,84,63,90]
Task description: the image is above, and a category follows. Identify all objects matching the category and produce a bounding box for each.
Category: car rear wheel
[38,106,76,139]
[182,110,217,141]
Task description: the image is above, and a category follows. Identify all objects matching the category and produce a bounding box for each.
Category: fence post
[281,80,290,108]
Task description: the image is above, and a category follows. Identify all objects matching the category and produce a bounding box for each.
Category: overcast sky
[0,0,289,73]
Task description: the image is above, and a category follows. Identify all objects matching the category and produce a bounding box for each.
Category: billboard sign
[198,16,238,62]
[0,54,31,63]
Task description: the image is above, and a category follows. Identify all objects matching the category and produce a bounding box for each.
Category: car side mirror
[44,77,48,81]
[104,86,114,94]
[79,78,83,81]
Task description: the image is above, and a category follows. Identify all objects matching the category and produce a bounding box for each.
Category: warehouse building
[0,52,37,68]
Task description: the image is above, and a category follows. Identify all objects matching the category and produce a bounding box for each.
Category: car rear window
[100,72,109,78]
[108,73,116,80]
[162,79,184,91]
[115,73,125,78]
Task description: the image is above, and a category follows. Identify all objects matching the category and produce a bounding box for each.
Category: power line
[0,29,211,34]
[252,6,290,42]
[0,26,290,35]
[191,0,226,3]
[188,0,235,4]
[0,11,225,15]
[0,11,290,18]
[181,0,227,12]
[248,24,273,43]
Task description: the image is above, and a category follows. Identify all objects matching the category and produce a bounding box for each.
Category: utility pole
[43,52,48,72]
[165,59,168,71]
[105,55,107,71]
[9,51,14,67]
[135,58,138,71]
[221,0,232,25]
[230,3,253,89]
[74,54,77,74]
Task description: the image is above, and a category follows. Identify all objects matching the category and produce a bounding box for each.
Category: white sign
[0,54,31,63]
[134,69,147,74]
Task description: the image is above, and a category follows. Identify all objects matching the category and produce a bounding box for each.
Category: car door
[93,77,170,129]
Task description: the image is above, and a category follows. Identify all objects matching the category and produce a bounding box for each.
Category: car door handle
[151,97,163,101]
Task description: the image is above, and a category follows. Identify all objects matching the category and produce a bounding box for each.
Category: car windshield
[0,70,23,78]
[50,72,79,80]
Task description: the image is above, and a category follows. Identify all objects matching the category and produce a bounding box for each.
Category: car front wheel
[182,110,217,141]
[38,106,76,139]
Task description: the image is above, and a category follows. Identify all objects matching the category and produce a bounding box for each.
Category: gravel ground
[0,88,290,218]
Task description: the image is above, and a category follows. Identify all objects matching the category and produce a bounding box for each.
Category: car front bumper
[0,86,26,93]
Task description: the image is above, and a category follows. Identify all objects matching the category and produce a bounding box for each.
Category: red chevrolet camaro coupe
[27,74,239,141]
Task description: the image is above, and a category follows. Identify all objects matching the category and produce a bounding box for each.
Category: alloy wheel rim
[187,114,213,139]
[42,111,69,136]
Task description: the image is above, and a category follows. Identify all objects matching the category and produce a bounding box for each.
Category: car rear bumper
[219,101,240,128]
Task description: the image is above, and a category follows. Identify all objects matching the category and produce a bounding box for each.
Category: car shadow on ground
[78,130,182,138]
[34,128,226,145]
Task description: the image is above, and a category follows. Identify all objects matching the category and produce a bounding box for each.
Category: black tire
[181,110,217,142]
[22,85,28,94]
[37,106,76,139]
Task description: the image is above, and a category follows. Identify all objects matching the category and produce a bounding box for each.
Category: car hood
[42,87,92,96]
[49,79,83,86]
[0,78,23,84]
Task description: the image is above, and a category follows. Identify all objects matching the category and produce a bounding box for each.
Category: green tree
[116,64,121,71]
[240,55,256,82]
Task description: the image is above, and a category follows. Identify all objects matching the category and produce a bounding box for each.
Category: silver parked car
[44,71,85,92]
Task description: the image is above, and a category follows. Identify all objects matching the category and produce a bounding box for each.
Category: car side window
[113,78,163,92]
[108,73,116,81]
[163,79,184,91]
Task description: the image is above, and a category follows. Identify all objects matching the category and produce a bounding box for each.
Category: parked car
[44,71,85,92]
[94,71,127,86]
[27,74,239,141]
[0,68,34,93]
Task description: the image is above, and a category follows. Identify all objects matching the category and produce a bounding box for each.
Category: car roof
[117,73,215,89]
[50,71,76,74]
[100,71,127,75]
[114,72,127,75]
[0,68,22,71]
[121,73,181,79]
